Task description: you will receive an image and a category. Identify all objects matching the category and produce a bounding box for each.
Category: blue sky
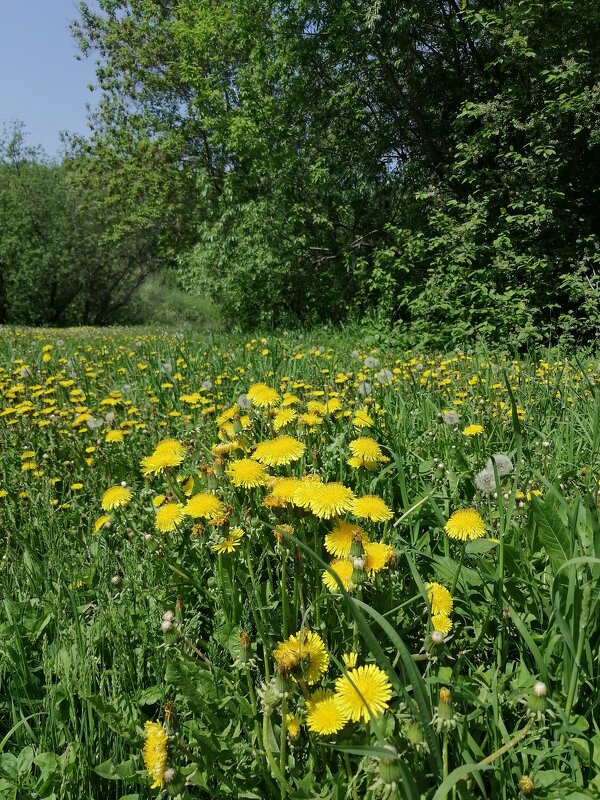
[0,0,97,157]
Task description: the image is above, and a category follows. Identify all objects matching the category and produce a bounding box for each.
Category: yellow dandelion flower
[105,430,124,443]
[143,720,168,790]
[286,713,302,740]
[226,458,269,488]
[335,664,393,723]
[273,408,297,431]
[348,437,385,463]
[155,503,185,532]
[247,383,280,408]
[352,495,393,523]
[141,447,184,476]
[324,520,369,557]
[212,527,244,554]
[273,630,329,685]
[306,688,333,712]
[445,508,486,541]
[152,494,166,508]
[432,614,453,634]
[94,515,111,533]
[101,485,132,511]
[342,652,358,670]
[322,558,355,592]
[185,492,225,520]
[462,424,484,436]
[269,477,303,504]
[291,475,323,509]
[309,482,356,520]
[298,412,323,428]
[425,582,453,616]
[353,409,374,428]
[306,694,349,736]
[363,541,395,575]
[252,436,306,467]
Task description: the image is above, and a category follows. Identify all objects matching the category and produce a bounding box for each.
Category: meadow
[0,327,599,800]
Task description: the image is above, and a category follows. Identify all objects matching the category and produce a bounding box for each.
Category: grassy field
[0,327,599,800]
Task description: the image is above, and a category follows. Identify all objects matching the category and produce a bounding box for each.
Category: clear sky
[0,0,97,158]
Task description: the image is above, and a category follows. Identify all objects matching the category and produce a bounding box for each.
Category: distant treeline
[1,1,599,345]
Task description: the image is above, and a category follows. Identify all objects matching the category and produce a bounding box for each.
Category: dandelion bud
[378,745,402,786]
[518,775,535,796]
[425,629,446,656]
[274,665,292,698]
[351,557,367,585]
[405,721,427,753]
[433,687,455,731]
[349,535,364,559]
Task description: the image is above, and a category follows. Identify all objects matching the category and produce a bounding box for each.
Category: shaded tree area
[2,1,599,344]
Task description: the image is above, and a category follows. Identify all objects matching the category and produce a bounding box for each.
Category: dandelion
[474,468,496,495]
[226,458,269,489]
[425,582,453,616]
[309,482,356,519]
[94,515,111,533]
[306,694,349,735]
[268,477,303,505]
[286,713,302,740]
[247,383,280,408]
[101,485,132,511]
[273,408,297,431]
[352,495,393,523]
[325,520,369,557]
[445,508,486,542]
[141,441,185,475]
[348,437,388,468]
[143,720,168,790]
[212,527,244,554]
[105,430,124,443]
[335,664,393,723]
[462,424,484,436]
[322,558,355,592]
[185,492,224,520]
[375,369,393,385]
[342,652,358,669]
[155,503,185,532]
[252,436,306,467]
[442,411,460,426]
[486,453,513,477]
[432,614,453,634]
[273,630,329,685]
[353,408,374,428]
[364,541,395,575]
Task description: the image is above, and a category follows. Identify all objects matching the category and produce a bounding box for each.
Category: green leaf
[532,496,572,572]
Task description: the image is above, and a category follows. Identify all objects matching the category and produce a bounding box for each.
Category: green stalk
[281,552,289,639]
[450,547,465,596]
[279,698,288,797]
[262,711,291,798]
[563,582,591,732]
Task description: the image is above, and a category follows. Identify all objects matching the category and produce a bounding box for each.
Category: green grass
[0,327,598,800]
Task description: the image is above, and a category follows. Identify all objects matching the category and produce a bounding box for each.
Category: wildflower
[425,582,453,616]
[363,541,395,575]
[335,664,392,723]
[268,477,303,505]
[273,630,329,685]
[101,485,132,511]
[322,558,355,592]
[141,440,185,475]
[431,614,453,634]
[212,527,244,554]
[94,515,111,533]
[308,482,356,520]
[155,503,185,532]
[290,475,323,508]
[442,411,460,426]
[375,369,393,385]
[518,775,535,796]
[247,383,280,408]
[352,495,393,523]
[353,408,374,427]
[486,453,513,477]
[286,713,302,740]
[325,520,369,557]
[342,652,358,669]
[474,468,496,495]
[462,424,484,436]
[226,458,269,488]
[273,408,297,431]
[433,687,455,731]
[143,720,168,790]
[306,694,349,735]
[348,437,389,469]
[252,436,306,467]
[185,492,224,520]
[105,430,124,443]
[445,508,485,541]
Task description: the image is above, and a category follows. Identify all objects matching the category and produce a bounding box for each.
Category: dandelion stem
[450,547,465,596]
[280,698,288,796]
[262,711,291,798]
[563,581,591,736]
[281,552,289,639]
